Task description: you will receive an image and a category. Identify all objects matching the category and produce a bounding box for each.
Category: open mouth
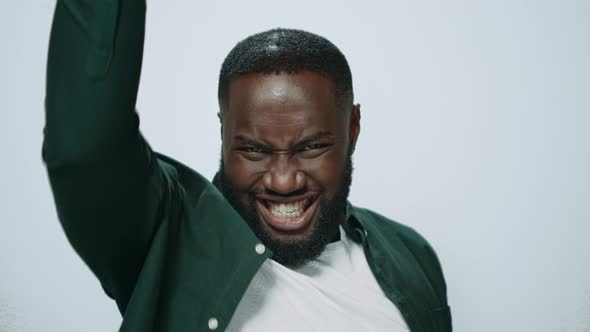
[255,194,320,233]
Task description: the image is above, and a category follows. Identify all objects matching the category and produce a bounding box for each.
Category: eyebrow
[233,131,334,149]
[233,136,269,149]
[295,131,335,147]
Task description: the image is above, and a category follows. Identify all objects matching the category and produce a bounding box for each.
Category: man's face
[217,71,360,267]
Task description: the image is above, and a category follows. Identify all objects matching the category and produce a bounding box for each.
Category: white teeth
[267,199,308,218]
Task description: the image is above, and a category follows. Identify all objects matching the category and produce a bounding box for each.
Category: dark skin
[220,71,361,245]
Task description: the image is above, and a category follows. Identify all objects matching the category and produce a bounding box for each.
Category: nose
[262,155,306,195]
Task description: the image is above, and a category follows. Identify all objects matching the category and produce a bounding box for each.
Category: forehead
[226,71,338,113]
[224,71,346,143]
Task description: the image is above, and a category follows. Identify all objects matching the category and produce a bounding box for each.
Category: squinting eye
[297,143,332,159]
[303,144,326,151]
[240,147,264,153]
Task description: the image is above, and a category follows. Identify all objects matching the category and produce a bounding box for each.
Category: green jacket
[43,0,451,331]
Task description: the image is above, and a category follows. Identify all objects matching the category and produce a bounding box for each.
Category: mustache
[252,187,309,198]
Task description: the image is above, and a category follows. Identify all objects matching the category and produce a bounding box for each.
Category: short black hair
[218,28,353,110]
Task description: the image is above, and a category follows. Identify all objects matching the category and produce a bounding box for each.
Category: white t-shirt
[226,227,409,331]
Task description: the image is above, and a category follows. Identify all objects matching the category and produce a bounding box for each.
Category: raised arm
[43,0,165,312]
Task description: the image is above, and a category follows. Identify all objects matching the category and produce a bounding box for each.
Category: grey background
[1,0,589,331]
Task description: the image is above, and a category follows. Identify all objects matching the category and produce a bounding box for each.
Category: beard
[212,155,353,268]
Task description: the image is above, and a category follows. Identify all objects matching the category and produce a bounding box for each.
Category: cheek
[302,146,348,198]
[224,152,263,192]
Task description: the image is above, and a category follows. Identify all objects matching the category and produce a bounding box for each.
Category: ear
[348,103,361,155]
[218,111,223,138]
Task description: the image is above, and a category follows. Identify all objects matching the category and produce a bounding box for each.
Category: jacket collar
[342,201,367,244]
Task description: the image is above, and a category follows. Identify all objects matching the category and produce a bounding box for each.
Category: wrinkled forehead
[223,71,345,131]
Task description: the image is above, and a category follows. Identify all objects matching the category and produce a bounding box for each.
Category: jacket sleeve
[43,0,165,312]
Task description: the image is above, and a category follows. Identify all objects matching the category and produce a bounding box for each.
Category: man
[44,0,451,331]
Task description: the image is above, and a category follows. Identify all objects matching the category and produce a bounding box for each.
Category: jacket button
[208,318,218,330]
[255,243,266,255]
